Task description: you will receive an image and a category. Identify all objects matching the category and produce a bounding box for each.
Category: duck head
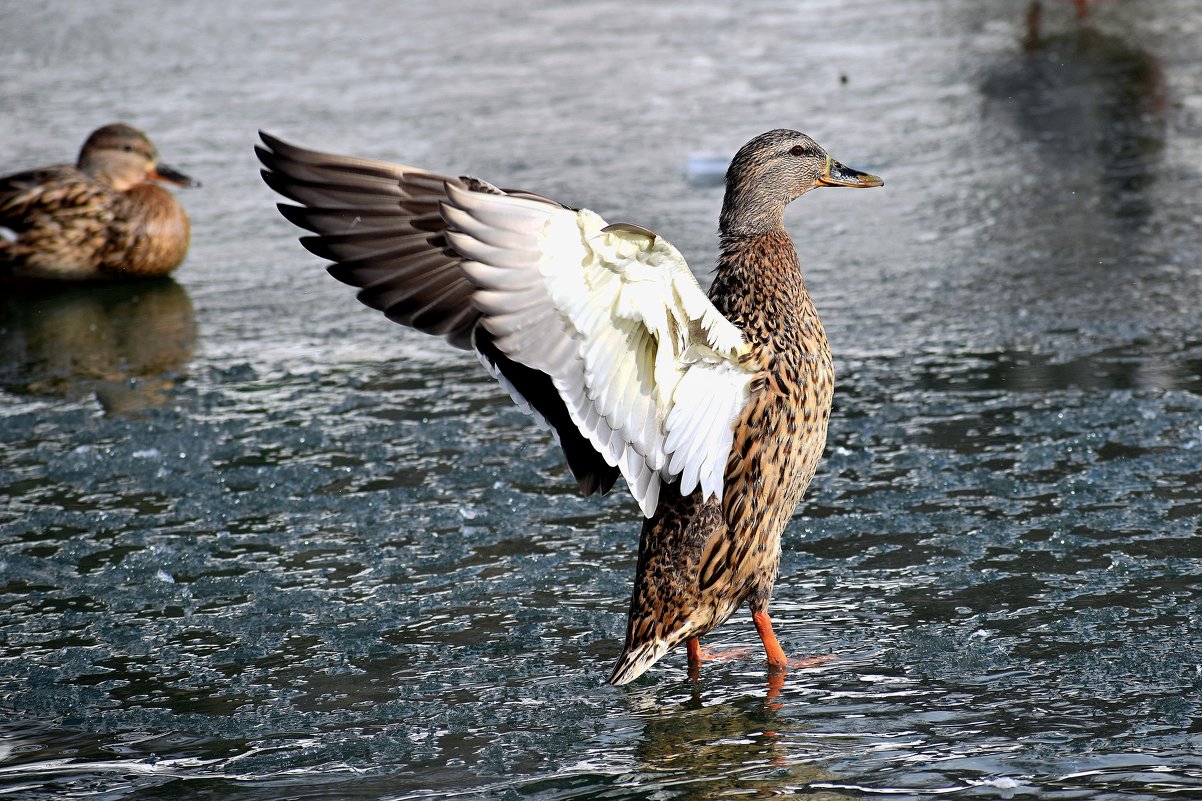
[76,123,198,191]
[719,129,882,238]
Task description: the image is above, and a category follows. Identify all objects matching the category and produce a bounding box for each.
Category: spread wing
[257,132,756,517]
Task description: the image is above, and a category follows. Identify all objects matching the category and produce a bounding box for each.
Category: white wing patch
[444,183,756,517]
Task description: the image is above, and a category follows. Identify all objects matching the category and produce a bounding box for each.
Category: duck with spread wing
[256,128,882,684]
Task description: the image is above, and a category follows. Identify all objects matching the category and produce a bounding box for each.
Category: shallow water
[2,1,1202,798]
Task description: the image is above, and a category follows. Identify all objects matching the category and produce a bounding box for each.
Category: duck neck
[719,180,790,243]
[711,228,813,333]
[710,230,831,372]
[715,226,803,285]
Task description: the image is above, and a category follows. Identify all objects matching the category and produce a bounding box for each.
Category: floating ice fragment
[133,448,161,459]
[975,776,1021,798]
[459,505,478,520]
[73,445,93,455]
[155,570,175,584]
[685,153,729,187]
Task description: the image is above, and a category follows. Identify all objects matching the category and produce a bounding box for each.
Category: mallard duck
[0,124,197,281]
[256,128,882,684]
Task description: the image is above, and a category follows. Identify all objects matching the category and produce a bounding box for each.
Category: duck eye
[790,144,805,157]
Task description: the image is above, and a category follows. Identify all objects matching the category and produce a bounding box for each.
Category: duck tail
[607,638,672,685]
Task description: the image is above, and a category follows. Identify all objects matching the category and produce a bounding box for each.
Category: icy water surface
[2,1,1202,798]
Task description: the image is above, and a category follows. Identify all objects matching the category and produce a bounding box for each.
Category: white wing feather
[444,183,756,517]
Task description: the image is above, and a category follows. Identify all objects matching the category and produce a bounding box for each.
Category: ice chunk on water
[685,154,729,187]
[975,777,1021,799]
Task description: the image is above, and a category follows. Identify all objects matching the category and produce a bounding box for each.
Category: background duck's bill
[151,164,198,187]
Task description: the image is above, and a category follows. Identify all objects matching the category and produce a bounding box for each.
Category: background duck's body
[0,124,195,281]
[258,129,880,685]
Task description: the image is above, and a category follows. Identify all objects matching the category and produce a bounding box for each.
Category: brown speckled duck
[0,124,196,281]
[256,128,881,684]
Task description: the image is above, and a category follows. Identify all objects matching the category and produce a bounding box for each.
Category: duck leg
[752,610,788,668]
[686,638,703,682]
[754,610,835,673]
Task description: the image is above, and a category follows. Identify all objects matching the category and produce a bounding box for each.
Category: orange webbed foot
[685,637,756,681]
[684,616,835,682]
[783,654,833,669]
[686,638,753,665]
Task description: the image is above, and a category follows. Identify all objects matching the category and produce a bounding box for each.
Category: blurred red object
[1064,0,1114,19]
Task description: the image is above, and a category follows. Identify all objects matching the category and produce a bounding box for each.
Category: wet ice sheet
[2,359,1200,799]
[2,0,1202,799]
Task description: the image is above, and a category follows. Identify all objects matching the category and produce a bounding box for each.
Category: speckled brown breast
[100,183,191,278]
[619,230,833,651]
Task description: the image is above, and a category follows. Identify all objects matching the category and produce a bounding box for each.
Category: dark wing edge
[255,131,620,497]
[255,131,479,348]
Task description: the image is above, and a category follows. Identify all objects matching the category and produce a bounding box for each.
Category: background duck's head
[76,123,197,192]
[719,129,882,238]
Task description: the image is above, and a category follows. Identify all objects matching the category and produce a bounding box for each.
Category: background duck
[257,128,881,685]
[0,123,197,281]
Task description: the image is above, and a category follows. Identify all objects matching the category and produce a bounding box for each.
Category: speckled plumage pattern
[607,129,879,685]
[0,124,193,281]
[607,232,834,684]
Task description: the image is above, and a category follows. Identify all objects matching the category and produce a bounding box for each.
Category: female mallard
[0,124,197,281]
[256,129,881,684]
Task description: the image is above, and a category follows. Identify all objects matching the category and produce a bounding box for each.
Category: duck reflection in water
[1061,0,1113,19]
[628,681,853,800]
[0,278,197,414]
[927,4,1178,410]
[985,0,1167,225]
